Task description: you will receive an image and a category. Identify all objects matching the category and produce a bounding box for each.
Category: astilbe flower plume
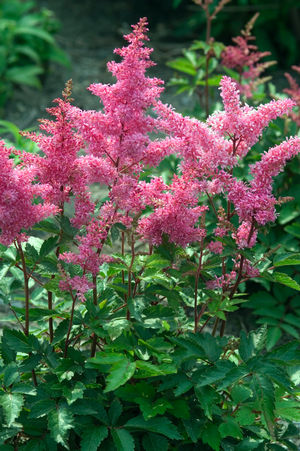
[221,13,274,97]
[20,80,94,227]
[284,65,300,127]
[60,18,169,282]
[0,141,56,246]
[138,75,298,258]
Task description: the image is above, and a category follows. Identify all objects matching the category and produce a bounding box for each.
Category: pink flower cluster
[221,29,272,97]
[0,141,56,246]
[284,65,300,127]
[1,18,300,301]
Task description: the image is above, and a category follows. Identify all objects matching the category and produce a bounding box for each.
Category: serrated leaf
[201,422,221,451]
[111,429,135,451]
[231,385,252,404]
[274,253,300,267]
[0,392,23,426]
[135,361,176,378]
[285,222,300,238]
[14,27,55,43]
[252,374,275,437]
[219,418,243,439]
[108,398,123,425]
[52,319,69,345]
[63,382,85,405]
[195,386,218,420]
[81,426,108,451]
[2,329,32,353]
[281,323,299,339]
[273,272,300,291]
[29,399,56,418]
[11,383,36,395]
[142,433,169,451]
[4,362,19,387]
[275,400,300,422]
[39,236,58,258]
[104,359,136,393]
[182,418,202,443]
[266,327,282,350]
[48,405,74,448]
[125,415,182,440]
[235,406,256,426]
[197,360,235,387]
[239,326,267,362]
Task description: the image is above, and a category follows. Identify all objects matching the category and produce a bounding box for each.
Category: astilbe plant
[284,65,300,128]
[221,13,275,98]
[0,18,300,451]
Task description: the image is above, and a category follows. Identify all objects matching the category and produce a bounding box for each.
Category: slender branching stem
[127,233,135,320]
[16,242,30,336]
[64,290,77,358]
[194,243,204,333]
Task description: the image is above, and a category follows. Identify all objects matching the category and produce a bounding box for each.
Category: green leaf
[273,272,300,291]
[5,65,42,88]
[137,397,171,420]
[285,222,300,238]
[104,359,136,393]
[0,393,23,426]
[266,327,282,350]
[142,433,169,451]
[235,407,256,426]
[29,399,56,418]
[52,319,69,344]
[197,360,235,387]
[195,386,218,420]
[14,27,55,44]
[39,236,58,258]
[166,58,197,75]
[182,418,202,443]
[135,361,176,378]
[219,418,243,439]
[3,362,19,387]
[125,415,182,440]
[111,429,135,451]
[201,422,221,451]
[239,326,267,362]
[48,405,74,448]
[11,383,36,395]
[274,253,300,267]
[197,74,223,86]
[2,328,32,353]
[231,385,252,404]
[281,323,299,339]
[81,426,108,451]
[252,374,275,437]
[63,382,85,405]
[275,400,300,422]
[108,398,123,425]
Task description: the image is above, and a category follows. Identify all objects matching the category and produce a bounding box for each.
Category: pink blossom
[284,66,300,127]
[0,141,56,245]
[20,90,94,227]
[206,271,237,290]
[221,29,272,97]
[59,275,93,302]
[207,241,223,254]
[208,77,295,154]
[234,221,257,248]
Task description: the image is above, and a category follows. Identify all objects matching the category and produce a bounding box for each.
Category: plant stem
[16,242,30,336]
[64,290,77,358]
[127,233,135,320]
[47,291,54,343]
[90,274,98,357]
[194,245,204,333]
